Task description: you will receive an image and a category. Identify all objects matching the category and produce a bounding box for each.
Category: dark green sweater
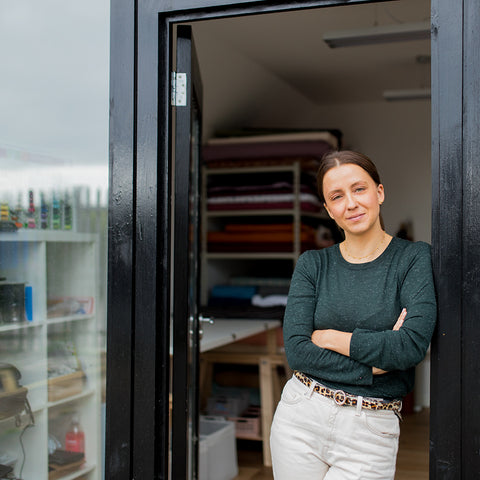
[283,237,437,399]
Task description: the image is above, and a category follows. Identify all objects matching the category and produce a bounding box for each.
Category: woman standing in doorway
[270,150,436,479]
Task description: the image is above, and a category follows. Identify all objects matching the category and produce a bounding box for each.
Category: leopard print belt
[294,371,402,413]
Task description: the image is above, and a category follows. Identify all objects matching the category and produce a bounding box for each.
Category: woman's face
[322,163,384,236]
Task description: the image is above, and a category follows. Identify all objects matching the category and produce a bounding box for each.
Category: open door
[171,25,204,480]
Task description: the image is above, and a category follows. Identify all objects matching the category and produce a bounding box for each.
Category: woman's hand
[311,329,352,357]
[393,308,407,330]
[372,308,407,375]
[312,309,407,367]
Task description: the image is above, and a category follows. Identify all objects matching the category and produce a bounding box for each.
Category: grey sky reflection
[0,0,109,196]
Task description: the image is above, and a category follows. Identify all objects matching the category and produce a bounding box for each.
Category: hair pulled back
[316,150,382,203]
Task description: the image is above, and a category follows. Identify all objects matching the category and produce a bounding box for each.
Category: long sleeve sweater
[283,237,437,399]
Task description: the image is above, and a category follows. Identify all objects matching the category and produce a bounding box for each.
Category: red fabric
[224,223,310,233]
[203,157,321,171]
[207,242,317,253]
[207,201,321,212]
[202,140,333,162]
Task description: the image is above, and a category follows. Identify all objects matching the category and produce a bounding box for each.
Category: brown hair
[316,150,382,202]
[316,150,384,229]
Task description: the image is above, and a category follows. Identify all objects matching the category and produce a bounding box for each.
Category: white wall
[248,100,432,243]
[194,21,432,243]
[192,21,316,141]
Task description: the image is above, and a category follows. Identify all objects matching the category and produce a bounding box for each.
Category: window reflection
[0,1,109,479]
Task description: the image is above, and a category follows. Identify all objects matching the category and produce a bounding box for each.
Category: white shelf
[0,321,44,332]
[55,464,96,480]
[0,230,96,243]
[48,389,96,409]
[0,232,101,480]
[47,314,95,325]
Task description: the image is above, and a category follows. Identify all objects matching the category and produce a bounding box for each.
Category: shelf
[201,161,320,308]
[48,389,95,409]
[51,463,95,480]
[0,229,101,480]
[0,414,28,425]
[47,315,95,325]
[0,230,96,243]
[0,321,44,332]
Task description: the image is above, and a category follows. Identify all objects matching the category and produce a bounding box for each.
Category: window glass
[0,2,109,479]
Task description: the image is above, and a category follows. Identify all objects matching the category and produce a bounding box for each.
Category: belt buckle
[333,389,347,406]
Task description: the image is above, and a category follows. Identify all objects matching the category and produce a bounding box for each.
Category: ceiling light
[323,21,430,48]
[383,88,431,101]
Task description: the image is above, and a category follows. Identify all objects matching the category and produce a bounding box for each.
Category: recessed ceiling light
[383,88,431,101]
[323,21,430,48]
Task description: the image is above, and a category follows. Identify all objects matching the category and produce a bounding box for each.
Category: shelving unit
[0,230,101,480]
[200,161,329,466]
[201,162,326,306]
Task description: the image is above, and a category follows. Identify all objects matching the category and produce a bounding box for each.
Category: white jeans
[270,375,400,480]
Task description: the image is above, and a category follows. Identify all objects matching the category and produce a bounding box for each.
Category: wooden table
[200,319,281,352]
[200,318,287,467]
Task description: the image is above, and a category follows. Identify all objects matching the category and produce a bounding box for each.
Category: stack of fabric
[206,180,322,212]
[208,285,258,307]
[202,130,340,169]
[205,277,291,319]
[201,130,342,320]
[207,223,318,253]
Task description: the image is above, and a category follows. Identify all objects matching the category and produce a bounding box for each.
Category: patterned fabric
[294,371,402,412]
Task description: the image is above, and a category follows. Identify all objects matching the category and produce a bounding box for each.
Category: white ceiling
[193,0,431,105]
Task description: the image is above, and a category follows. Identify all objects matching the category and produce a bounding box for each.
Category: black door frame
[107,0,480,478]
[429,1,480,478]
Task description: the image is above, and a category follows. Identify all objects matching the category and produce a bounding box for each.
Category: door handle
[190,314,214,340]
[198,314,214,325]
[197,314,214,340]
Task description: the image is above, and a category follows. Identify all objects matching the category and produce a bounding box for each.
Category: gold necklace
[343,233,387,261]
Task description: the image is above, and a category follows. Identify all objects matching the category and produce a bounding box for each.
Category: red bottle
[65,416,85,453]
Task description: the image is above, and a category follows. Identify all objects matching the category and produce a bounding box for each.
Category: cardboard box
[48,370,85,402]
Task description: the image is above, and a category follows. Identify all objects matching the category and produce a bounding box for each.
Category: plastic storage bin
[207,394,248,417]
[228,405,261,440]
[199,416,238,480]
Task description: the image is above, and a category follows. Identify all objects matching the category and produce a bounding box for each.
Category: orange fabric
[207,230,314,243]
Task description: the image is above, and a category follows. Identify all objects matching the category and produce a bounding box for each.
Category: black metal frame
[107,0,480,478]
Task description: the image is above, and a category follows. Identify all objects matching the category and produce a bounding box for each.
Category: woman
[270,150,436,479]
